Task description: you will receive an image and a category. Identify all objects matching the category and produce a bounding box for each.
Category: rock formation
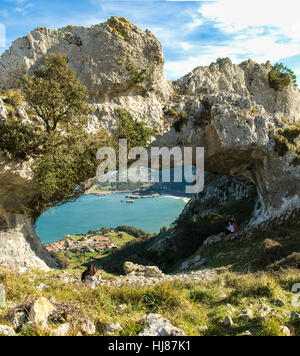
[153,58,300,222]
[0,17,299,269]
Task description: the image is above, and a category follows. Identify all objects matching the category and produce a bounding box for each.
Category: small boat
[126,200,135,203]
[120,200,124,203]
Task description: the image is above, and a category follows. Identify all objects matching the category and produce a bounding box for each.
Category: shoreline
[86,190,191,200]
[86,190,136,196]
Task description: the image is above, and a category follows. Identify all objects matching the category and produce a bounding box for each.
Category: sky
[0,0,299,83]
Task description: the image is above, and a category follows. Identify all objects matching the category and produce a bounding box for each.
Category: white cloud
[165,35,300,80]
[199,0,300,41]
[186,14,203,31]
[164,0,300,80]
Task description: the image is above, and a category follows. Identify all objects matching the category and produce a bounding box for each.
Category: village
[44,231,118,255]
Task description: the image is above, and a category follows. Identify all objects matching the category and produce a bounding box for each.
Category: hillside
[0,226,299,336]
[0,16,299,337]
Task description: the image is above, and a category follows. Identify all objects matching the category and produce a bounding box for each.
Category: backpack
[233,223,238,232]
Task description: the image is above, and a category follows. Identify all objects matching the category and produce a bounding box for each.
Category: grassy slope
[0,266,299,336]
[0,214,299,336]
[173,224,300,273]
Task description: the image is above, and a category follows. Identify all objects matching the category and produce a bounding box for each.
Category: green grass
[1,219,300,336]
[1,266,299,336]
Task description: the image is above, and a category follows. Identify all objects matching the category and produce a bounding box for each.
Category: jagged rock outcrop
[153,58,300,222]
[0,17,171,132]
[0,17,299,270]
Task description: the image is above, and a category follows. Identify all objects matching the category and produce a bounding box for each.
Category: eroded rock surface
[0,17,299,270]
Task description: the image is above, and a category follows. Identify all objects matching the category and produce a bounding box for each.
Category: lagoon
[36,193,188,244]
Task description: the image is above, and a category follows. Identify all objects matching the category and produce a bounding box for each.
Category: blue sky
[0,0,299,83]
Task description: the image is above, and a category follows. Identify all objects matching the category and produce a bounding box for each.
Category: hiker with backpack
[225,220,238,235]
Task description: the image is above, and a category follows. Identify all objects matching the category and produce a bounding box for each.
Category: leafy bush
[0,118,43,159]
[269,63,297,90]
[116,108,156,150]
[2,89,23,107]
[274,123,300,162]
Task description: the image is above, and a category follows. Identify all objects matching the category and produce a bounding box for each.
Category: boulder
[139,314,185,336]
[28,297,54,328]
[51,323,71,336]
[203,233,225,246]
[280,326,291,336]
[240,330,252,336]
[104,322,122,336]
[273,298,285,307]
[239,309,253,320]
[79,319,96,335]
[123,262,163,278]
[181,255,207,271]
[290,311,300,320]
[224,316,233,326]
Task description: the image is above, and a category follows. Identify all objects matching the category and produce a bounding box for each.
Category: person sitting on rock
[225,221,235,235]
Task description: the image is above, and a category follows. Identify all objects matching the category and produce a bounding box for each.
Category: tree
[269,63,297,90]
[0,53,155,219]
[21,53,91,133]
[14,54,107,218]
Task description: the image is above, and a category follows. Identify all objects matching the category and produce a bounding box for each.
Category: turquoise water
[36,193,188,244]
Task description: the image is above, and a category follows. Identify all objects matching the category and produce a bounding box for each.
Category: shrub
[116,108,156,150]
[2,89,23,107]
[269,63,297,90]
[0,118,43,159]
[274,123,300,161]
[258,239,285,266]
